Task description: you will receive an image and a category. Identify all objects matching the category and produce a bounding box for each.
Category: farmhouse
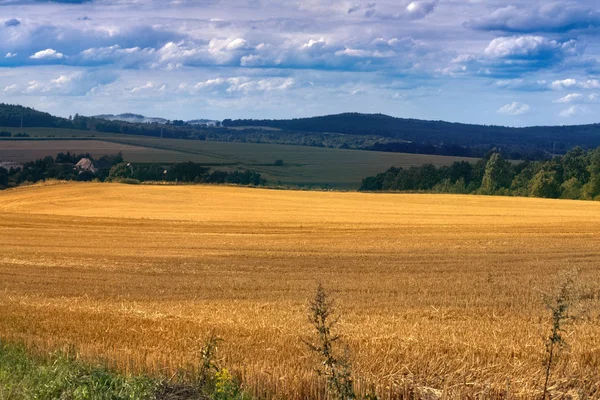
[75,158,98,174]
[0,161,23,171]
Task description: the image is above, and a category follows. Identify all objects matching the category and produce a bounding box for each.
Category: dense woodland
[0,152,265,189]
[3,104,600,160]
[224,113,600,157]
[360,147,600,200]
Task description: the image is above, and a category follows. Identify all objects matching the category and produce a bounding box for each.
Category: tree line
[0,152,265,190]
[359,146,600,200]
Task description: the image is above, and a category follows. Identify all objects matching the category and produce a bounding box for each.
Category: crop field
[1,182,599,398]
[0,139,199,164]
[0,132,474,188]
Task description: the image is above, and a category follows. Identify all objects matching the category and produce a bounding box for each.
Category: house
[75,158,98,174]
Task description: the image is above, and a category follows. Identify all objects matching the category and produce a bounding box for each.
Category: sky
[1,0,600,126]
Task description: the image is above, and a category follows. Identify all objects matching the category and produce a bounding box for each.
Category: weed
[541,272,579,399]
[305,283,356,400]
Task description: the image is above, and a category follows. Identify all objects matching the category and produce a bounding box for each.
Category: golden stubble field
[1,182,600,398]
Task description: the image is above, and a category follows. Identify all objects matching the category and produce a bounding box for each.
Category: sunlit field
[1,182,599,398]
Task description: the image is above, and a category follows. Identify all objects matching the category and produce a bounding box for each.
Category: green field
[0,127,476,188]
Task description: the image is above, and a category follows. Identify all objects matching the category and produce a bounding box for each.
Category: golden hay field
[1,182,600,398]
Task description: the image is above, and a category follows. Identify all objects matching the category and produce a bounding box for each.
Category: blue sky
[1,0,600,126]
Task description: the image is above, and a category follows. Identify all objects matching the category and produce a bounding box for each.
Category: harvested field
[1,182,599,398]
[0,139,203,164]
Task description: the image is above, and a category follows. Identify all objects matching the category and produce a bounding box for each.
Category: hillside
[223,113,600,153]
[3,103,600,159]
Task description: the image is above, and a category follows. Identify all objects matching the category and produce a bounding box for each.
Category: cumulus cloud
[184,76,296,95]
[554,93,583,103]
[7,70,116,96]
[550,78,600,90]
[497,102,530,116]
[560,105,589,117]
[484,36,577,60]
[554,92,599,103]
[465,3,600,33]
[129,81,167,95]
[30,48,64,60]
[405,0,438,20]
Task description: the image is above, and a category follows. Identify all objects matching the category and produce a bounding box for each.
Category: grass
[0,341,156,399]
[1,183,600,398]
[0,127,475,188]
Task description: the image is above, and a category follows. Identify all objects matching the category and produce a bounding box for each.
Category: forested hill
[0,103,72,128]
[223,113,600,150]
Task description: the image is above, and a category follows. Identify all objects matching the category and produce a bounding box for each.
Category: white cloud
[185,76,296,95]
[554,92,600,104]
[5,71,116,96]
[554,93,583,104]
[484,36,576,59]
[5,52,16,58]
[30,49,65,60]
[497,102,530,116]
[551,79,600,90]
[405,1,438,20]
[560,105,588,117]
[129,81,167,95]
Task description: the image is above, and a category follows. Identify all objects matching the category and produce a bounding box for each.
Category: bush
[118,178,141,185]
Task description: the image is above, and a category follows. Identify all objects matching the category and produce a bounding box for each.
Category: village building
[75,158,98,174]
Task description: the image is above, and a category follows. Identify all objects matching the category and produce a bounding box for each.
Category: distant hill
[223,113,600,152]
[94,113,219,126]
[94,113,169,125]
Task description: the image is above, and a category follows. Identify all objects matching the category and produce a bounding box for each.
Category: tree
[0,167,8,188]
[510,163,535,196]
[560,178,583,200]
[480,153,513,194]
[562,147,589,183]
[530,170,561,198]
[108,163,133,180]
[582,173,600,200]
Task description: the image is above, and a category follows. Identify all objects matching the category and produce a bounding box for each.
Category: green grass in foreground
[0,342,156,399]
[0,341,254,400]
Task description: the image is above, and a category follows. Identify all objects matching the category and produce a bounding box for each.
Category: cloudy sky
[1,0,600,126]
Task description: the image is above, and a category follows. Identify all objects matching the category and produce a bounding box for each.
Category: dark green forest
[0,152,265,190]
[223,113,600,157]
[360,147,600,200]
